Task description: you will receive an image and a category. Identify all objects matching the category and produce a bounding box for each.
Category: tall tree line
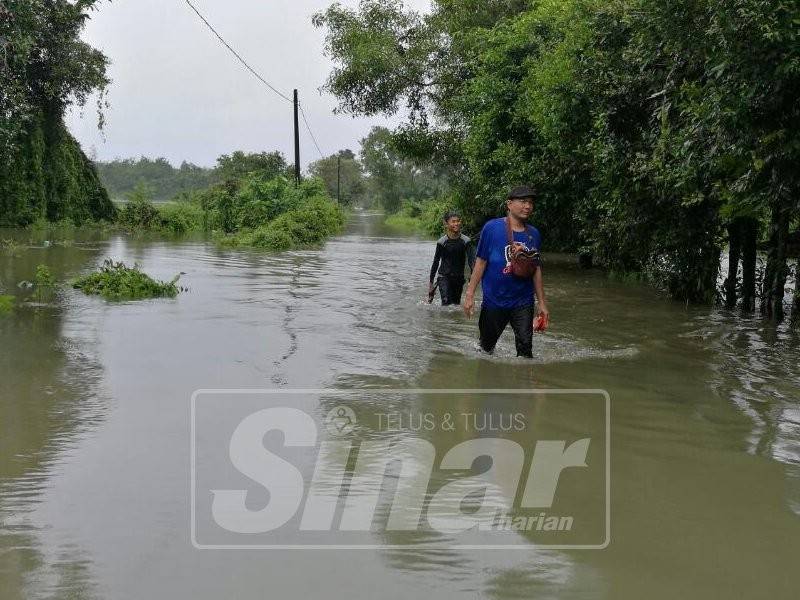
[0,0,114,226]
[314,0,800,320]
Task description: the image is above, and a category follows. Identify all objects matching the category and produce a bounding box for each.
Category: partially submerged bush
[202,175,330,233]
[111,174,344,251]
[118,185,161,230]
[220,196,345,250]
[157,201,204,234]
[33,264,56,302]
[73,260,180,300]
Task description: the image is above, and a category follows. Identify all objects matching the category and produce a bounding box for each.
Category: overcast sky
[66,0,431,168]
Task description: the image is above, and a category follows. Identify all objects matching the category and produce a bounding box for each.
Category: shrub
[119,185,160,230]
[247,227,294,251]
[157,202,204,234]
[221,196,345,250]
[73,259,180,300]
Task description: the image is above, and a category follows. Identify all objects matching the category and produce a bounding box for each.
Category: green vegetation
[33,264,56,302]
[117,184,162,230]
[96,157,217,203]
[115,182,202,234]
[215,151,291,183]
[315,0,800,321]
[358,127,448,214]
[384,211,421,232]
[1,0,115,227]
[73,260,180,301]
[1,239,23,257]
[214,179,346,250]
[308,149,365,205]
[108,164,345,250]
[96,151,294,203]
[384,198,452,237]
[156,201,204,235]
[0,295,15,315]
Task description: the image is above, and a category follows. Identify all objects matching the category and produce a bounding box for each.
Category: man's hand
[533,302,550,332]
[463,257,486,318]
[463,292,475,318]
[536,302,549,319]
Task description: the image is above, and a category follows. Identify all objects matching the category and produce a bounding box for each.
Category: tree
[0,0,114,225]
[96,156,217,202]
[215,151,289,182]
[308,149,366,205]
[316,0,800,320]
[359,126,448,213]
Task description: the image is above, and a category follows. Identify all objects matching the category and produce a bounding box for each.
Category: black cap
[508,185,536,199]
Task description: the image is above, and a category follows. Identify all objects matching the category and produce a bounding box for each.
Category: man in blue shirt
[463,185,550,357]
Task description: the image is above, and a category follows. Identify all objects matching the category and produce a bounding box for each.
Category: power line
[183,0,329,163]
[183,0,292,104]
[299,103,325,159]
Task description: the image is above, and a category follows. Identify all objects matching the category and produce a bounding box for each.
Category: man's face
[506,197,534,220]
[445,217,462,234]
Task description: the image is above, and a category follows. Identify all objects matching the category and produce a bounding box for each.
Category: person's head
[505,185,536,221]
[443,210,462,235]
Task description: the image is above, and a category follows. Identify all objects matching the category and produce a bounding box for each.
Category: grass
[0,295,14,315]
[384,213,422,231]
[1,239,23,257]
[73,259,181,301]
[383,198,453,237]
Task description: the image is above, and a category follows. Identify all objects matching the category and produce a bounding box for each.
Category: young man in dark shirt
[429,211,476,305]
[463,186,549,357]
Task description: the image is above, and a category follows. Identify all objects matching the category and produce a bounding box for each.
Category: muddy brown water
[1,212,799,599]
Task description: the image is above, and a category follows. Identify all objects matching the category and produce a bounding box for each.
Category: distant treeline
[97,128,449,212]
[96,152,299,203]
[96,157,218,203]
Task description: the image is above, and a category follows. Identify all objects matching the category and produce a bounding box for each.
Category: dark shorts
[438,276,465,306]
[478,304,534,358]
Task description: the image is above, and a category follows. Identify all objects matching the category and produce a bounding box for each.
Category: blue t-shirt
[475,218,542,309]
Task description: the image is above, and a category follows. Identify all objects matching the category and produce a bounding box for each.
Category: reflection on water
[1,213,799,599]
[1,233,109,600]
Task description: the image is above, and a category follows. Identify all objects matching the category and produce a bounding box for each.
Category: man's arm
[463,257,487,318]
[466,239,477,273]
[429,243,442,285]
[534,267,549,318]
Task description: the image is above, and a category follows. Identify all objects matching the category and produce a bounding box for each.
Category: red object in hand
[533,314,549,332]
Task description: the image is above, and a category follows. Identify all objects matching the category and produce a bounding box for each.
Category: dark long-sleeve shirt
[430,234,475,282]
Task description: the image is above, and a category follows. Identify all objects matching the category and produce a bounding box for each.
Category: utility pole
[336,154,341,204]
[293,89,300,186]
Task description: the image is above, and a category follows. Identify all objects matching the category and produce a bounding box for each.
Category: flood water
[1,212,799,599]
